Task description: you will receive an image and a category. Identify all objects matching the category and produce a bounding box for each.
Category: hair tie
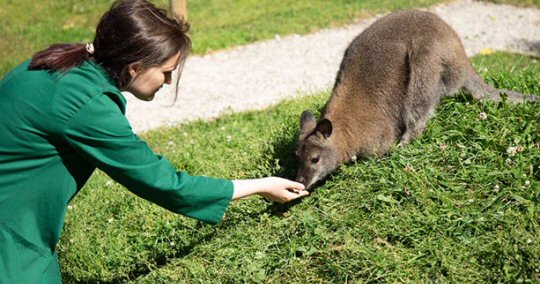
[85,43,95,55]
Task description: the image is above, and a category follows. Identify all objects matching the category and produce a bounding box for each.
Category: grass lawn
[59,52,539,283]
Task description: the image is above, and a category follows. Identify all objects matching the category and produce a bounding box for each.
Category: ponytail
[29,43,92,72]
[28,0,191,92]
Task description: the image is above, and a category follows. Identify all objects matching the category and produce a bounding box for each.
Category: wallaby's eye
[311,157,320,164]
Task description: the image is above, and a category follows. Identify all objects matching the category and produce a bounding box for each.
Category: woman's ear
[128,62,144,77]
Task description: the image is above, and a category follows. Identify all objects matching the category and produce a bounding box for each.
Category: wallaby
[295,9,538,190]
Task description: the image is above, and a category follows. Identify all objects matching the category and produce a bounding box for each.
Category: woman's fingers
[286,180,305,192]
[280,187,309,203]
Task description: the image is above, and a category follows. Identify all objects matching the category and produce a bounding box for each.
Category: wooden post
[170,0,187,21]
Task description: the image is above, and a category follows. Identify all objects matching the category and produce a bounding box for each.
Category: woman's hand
[232,177,309,203]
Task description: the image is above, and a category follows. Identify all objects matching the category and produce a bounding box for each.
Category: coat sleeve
[62,93,233,224]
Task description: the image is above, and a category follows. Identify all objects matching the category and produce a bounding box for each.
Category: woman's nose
[164,73,172,84]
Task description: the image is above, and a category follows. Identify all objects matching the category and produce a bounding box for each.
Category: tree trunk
[170,0,187,21]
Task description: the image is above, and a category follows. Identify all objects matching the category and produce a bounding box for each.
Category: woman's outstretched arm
[232,177,309,203]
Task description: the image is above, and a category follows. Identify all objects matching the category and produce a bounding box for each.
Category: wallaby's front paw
[398,136,411,147]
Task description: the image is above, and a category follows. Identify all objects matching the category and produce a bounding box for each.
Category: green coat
[0,61,234,283]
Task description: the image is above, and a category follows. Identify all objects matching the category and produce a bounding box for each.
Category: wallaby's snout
[295,175,305,185]
[295,110,341,190]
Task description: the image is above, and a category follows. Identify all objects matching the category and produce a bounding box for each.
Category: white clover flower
[479,112,488,120]
[507,146,517,156]
[506,146,523,157]
[404,163,414,173]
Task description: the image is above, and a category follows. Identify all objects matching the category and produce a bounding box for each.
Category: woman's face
[124,52,181,101]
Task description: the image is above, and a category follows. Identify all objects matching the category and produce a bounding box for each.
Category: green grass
[59,52,539,283]
[2,0,539,282]
[2,0,537,77]
[186,0,446,54]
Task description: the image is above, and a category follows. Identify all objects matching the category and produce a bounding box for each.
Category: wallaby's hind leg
[462,70,539,103]
[399,51,446,146]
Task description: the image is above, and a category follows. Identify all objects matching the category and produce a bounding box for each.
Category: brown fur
[295,9,538,189]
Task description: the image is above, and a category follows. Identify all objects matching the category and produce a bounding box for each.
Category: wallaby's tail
[462,70,539,103]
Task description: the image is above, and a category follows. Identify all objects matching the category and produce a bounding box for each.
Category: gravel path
[125,0,540,133]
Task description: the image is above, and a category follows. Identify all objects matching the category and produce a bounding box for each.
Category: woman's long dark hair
[29,0,191,93]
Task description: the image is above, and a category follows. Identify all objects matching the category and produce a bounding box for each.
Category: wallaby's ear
[299,110,316,140]
[315,119,333,139]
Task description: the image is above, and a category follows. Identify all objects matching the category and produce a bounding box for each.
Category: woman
[0,0,307,282]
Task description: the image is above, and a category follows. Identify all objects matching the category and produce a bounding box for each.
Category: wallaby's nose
[296,176,305,185]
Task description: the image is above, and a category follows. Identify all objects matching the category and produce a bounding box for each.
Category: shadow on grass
[62,226,218,283]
